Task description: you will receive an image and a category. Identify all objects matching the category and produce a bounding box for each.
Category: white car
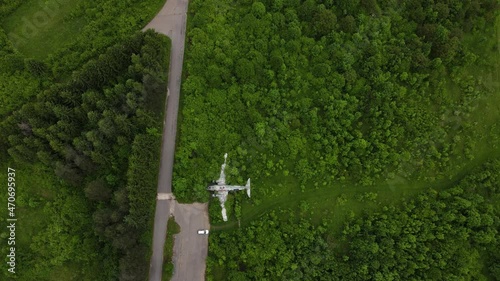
[197,229,209,235]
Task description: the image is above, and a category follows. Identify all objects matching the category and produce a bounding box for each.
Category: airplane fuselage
[207,185,247,192]
[207,153,251,221]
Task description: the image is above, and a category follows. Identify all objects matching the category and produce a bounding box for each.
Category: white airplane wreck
[207,153,250,221]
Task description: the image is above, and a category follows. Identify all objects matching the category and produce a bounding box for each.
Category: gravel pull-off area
[171,202,210,281]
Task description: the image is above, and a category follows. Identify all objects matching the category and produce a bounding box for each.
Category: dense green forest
[1,30,170,280]
[175,0,499,201]
[1,0,499,279]
[173,0,500,279]
[1,0,170,275]
[0,1,171,280]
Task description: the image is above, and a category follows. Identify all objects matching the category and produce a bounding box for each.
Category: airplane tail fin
[246,178,251,197]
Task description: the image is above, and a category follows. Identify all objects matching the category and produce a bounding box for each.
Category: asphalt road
[143,0,189,280]
[145,0,188,196]
[145,0,211,280]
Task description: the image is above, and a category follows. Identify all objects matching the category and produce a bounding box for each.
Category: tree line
[1,30,170,280]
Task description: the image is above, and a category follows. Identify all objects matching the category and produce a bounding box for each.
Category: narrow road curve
[143,0,189,280]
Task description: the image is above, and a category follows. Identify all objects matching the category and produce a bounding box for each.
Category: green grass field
[0,163,54,242]
[0,163,73,279]
[1,0,168,60]
[211,147,494,232]
[1,0,85,59]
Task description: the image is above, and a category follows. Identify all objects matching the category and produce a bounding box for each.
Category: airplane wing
[216,153,228,185]
[217,190,229,222]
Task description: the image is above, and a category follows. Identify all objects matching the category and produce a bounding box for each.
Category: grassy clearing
[1,0,85,59]
[1,0,168,60]
[162,217,181,281]
[210,150,500,236]
[0,163,55,244]
[211,129,500,232]
[212,132,500,235]
[0,163,65,279]
[1,163,111,280]
[211,178,424,229]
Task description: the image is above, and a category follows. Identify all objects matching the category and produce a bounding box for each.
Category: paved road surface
[145,0,188,196]
[145,0,211,280]
[144,0,189,280]
[171,202,210,281]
